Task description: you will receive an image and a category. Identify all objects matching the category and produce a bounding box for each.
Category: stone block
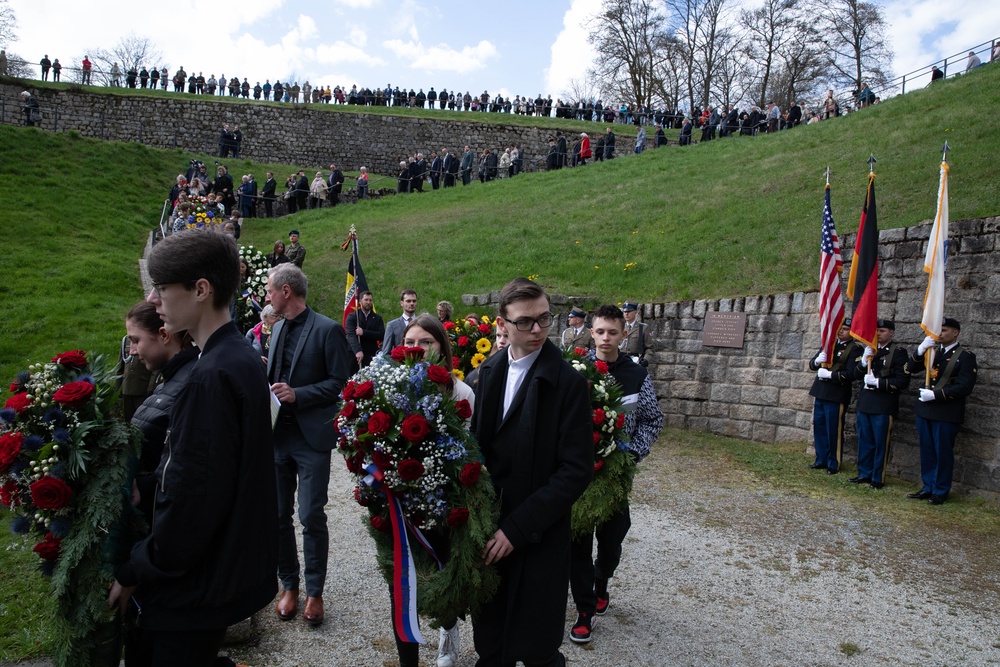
[776,333,803,359]
[791,292,805,314]
[719,298,733,312]
[741,385,779,405]
[744,295,761,313]
[703,402,730,418]
[958,234,994,254]
[686,416,709,431]
[775,425,809,442]
[879,227,907,243]
[982,217,1000,234]
[763,369,791,388]
[731,367,764,385]
[731,404,763,421]
[970,301,1000,324]
[771,293,791,314]
[762,406,798,425]
[952,218,984,236]
[752,422,777,443]
[881,258,904,278]
[676,338,702,353]
[549,293,569,305]
[906,224,931,240]
[671,381,711,400]
[779,388,812,410]
[679,301,694,318]
[666,414,687,429]
[693,299,708,318]
[709,384,742,403]
[894,240,924,259]
[662,302,679,318]
[678,317,702,331]
[461,294,476,306]
[709,418,752,439]
[795,411,814,430]
[695,362,728,383]
[676,399,704,416]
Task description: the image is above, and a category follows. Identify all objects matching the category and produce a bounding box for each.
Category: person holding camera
[619,301,653,367]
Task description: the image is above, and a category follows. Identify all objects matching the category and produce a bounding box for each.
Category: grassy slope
[241,64,1000,319]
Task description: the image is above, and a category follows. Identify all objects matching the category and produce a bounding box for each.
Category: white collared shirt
[503,347,543,418]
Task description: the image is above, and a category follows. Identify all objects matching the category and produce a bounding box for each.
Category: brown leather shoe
[276,589,298,621]
[303,596,324,626]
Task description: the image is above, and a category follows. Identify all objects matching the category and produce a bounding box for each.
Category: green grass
[0,531,56,660]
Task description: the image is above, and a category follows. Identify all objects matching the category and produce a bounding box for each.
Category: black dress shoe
[907,490,932,500]
[826,468,839,475]
[868,482,884,489]
[928,495,946,505]
[848,476,871,484]
[809,463,827,469]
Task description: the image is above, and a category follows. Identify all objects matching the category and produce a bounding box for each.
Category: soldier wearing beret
[561,308,593,349]
[286,230,306,268]
[904,317,978,505]
[808,318,863,473]
[849,319,910,488]
[620,302,654,367]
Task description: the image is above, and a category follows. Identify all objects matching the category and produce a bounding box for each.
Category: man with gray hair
[266,263,352,627]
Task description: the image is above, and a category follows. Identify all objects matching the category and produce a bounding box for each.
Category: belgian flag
[847,174,879,349]
[341,230,370,326]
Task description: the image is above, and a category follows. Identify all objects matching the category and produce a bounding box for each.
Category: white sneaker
[437,623,460,667]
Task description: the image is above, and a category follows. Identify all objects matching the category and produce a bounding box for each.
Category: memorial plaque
[702,311,747,348]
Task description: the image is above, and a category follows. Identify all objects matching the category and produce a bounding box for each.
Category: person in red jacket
[579,132,592,165]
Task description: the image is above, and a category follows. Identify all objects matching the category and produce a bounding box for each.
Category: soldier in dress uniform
[561,307,593,349]
[619,302,653,367]
[808,318,863,474]
[904,317,978,505]
[849,319,910,489]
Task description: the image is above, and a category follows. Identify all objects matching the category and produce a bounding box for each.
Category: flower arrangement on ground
[1,349,142,666]
[237,244,269,333]
[336,346,499,629]
[444,315,495,381]
[563,346,636,540]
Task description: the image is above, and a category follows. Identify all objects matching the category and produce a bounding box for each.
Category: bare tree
[85,33,165,86]
[0,0,16,48]
[818,0,892,95]
[561,76,602,106]
[740,0,800,107]
[663,0,733,113]
[587,0,670,108]
[711,30,750,111]
[776,20,827,110]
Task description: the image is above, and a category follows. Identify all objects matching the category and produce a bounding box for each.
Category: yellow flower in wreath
[476,338,492,354]
[451,368,465,381]
[471,353,487,369]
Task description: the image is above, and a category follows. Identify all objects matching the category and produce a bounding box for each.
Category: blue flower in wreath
[22,434,44,454]
[8,460,27,477]
[43,407,66,426]
[10,515,30,535]
[76,374,96,385]
[0,408,15,425]
[52,428,71,445]
[47,462,68,480]
[50,517,73,539]
[40,560,56,577]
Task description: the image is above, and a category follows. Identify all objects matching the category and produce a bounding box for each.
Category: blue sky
[6,0,998,103]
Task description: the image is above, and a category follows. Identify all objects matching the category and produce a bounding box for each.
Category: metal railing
[881,37,999,98]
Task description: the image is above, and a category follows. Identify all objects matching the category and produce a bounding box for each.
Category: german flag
[341,230,370,326]
[847,174,879,349]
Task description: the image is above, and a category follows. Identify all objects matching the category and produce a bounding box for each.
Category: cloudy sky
[5,0,997,103]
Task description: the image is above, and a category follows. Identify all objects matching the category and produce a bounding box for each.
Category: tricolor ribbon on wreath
[362,462,443,644]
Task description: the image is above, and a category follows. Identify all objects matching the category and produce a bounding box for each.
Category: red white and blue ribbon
[386,489,424,644]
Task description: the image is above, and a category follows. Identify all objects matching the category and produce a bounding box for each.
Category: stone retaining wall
[1,84,576,177]
[465,217,999,496]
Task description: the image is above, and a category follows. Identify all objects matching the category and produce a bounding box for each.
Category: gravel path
[220,440,1000,667]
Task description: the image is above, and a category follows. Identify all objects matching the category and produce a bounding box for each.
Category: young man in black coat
[472,278,593,667]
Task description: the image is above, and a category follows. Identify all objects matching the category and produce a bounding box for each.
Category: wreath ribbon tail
[406,522,444,570]
[386,489,425,644]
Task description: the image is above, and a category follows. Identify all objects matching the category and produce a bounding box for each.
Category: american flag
[819,184,845,362]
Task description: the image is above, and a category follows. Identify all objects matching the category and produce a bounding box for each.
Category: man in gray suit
[266,264,351,627]
[381,289,417,353]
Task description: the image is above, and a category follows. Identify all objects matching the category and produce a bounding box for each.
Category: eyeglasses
[508,312,554,331]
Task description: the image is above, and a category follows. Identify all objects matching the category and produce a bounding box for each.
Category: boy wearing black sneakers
[569,304,663,643]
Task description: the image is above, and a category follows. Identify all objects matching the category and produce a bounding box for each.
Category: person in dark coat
[295,170,309,211]
[808,319,862,473]
[556,132,568,169]
[214,165,235,214]
[484,149,499,181]
[262,171,277,218]
[327,164,345,206]
[397,161,411,193]
[472,278,593,667]
[604,127,615,159]
[429,152,443,189]
[546,139,558,170]
[344,290,385,369]
[679,117,693,146]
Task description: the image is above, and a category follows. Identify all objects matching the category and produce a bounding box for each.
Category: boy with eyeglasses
[472,278,593,667]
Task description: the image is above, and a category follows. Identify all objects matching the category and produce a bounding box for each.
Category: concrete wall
[1,83,565,177]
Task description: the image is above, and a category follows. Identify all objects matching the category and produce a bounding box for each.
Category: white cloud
[544,0,601,96]
[337,0,376,8]
[384,38,498,73]
[883,0,1000,78]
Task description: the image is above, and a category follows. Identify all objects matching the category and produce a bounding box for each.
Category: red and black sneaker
[595,592,610,616]
[570,611,595,644]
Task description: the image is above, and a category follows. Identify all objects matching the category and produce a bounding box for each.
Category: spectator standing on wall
[634,123,646,154]
[52,58,62,81]
[111,62,122,87]
[39,54,51,80]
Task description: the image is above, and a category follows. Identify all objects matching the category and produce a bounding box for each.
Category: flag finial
[825,166,830,186]
[868,153,877,174]
[941,141,950,163]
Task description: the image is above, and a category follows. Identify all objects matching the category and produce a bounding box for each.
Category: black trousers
[569,504,632,614]
[138,627,227,667]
